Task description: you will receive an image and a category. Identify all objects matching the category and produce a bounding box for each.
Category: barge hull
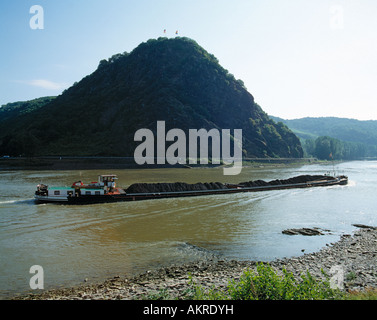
[65,176,348,205]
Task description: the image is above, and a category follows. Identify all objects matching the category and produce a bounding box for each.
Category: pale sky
[1,0,376,120]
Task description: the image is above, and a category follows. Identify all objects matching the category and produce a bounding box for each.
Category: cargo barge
[34,174,348,205]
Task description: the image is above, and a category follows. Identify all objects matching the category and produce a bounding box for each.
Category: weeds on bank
[345,288,377,300]
[146,263,377,300]
[184,263,344,300]
[147,263,345,300]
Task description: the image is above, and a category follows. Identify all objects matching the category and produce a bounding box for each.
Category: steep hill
[0,37,303,159]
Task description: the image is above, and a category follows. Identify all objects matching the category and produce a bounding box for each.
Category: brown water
[0,162,375,298]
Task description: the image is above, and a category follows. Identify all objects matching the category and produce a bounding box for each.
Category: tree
[314,136,333,160]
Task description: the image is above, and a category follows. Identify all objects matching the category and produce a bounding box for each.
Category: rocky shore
[13,226,376,300]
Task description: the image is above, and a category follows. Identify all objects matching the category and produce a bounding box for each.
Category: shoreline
[0,156,320,171]
[12,225,377,300]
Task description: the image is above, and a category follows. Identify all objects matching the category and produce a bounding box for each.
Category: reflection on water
[0,161,376,298]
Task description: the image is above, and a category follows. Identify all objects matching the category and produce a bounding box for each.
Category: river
[0,161,375,298]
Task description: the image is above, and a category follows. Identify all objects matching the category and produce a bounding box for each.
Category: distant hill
[0,37,303,159]
[0,96,56,125]
[271,116,377,159]
[270,116,377,144]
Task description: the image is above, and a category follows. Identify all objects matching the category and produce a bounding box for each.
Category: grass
[345,288,377,300]
[144,262,377,300]
[146,263,349,300]
[185,263,344,300]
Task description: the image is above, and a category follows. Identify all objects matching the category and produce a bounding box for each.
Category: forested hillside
[0,37,303,159]
[271,116,377,160]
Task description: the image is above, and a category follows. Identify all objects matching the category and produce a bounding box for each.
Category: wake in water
[0,198,35,206]
[346,179,356,187]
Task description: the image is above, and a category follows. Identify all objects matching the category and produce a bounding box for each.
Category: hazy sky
[1,0,376,120]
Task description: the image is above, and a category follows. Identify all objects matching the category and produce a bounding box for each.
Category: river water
[0,161,376,298]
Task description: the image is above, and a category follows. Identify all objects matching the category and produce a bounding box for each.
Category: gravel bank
[13,226,377,300]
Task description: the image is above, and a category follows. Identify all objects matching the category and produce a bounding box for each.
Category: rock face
[352,224,377,230]
[282,227,331,236]
[0,37,303,158]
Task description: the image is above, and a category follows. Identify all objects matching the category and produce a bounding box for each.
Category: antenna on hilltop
[162,29,179,36]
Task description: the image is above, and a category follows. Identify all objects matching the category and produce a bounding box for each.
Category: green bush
[186,263,344,300]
